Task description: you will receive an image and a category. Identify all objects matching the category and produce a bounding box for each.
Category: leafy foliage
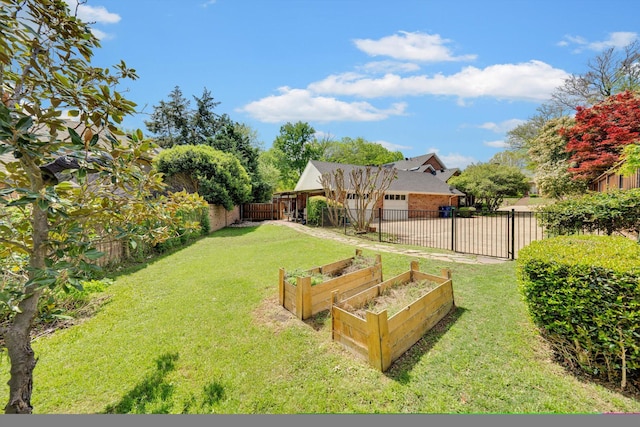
[528,116,587,199]
[449,163,529,211]
[154,145,251,210]
[517,235,640,389]
[619,143,640,177]
[536,189,640,236]
[305,196,328,226]
[563,91,640,181]
[320,137,404,165]
[270,121,322,189]
[145,87,272,202]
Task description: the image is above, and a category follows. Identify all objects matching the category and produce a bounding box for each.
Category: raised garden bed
[331,261,454,371]
[279,249,382,320]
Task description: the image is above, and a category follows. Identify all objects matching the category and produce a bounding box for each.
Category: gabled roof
[384,153,443,171]
[434,168,460,182]
[296,160,463,196]
[383,152,459,182]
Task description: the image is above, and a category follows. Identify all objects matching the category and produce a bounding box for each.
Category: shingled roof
[295,160,463,196]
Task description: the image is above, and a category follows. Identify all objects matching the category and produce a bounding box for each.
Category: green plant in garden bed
[284,269,330,286]
[285,254,377,286]
[517,235,640,390]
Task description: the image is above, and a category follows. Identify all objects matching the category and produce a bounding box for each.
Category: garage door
[383,193,408,220]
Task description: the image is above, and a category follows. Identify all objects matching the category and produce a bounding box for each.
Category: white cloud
[559,32,638,52]
[358,61,421,74]
[64,1,121,24]
[483,140,510,148]
[202,0,217,7]
[479,119,526,133]
[308,60,569,102]
[90,28,111,41]
[428,148,476,169]
[237,87,407,123]
[375,140,413,151]
[64,1,120,40]
[354,31,477,63]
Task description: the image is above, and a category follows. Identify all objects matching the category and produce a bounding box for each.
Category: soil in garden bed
[343,279,438,318]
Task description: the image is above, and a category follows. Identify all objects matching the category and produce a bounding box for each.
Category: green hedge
[517,235,640,387]
[306,196,328,226]
[536,189,640,236]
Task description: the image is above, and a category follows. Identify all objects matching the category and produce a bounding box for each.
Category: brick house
[290,157,463,220]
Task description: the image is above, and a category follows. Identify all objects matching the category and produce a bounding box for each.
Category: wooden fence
[331,261,454,371]
[279,249,383,320]
[242,203,280,221]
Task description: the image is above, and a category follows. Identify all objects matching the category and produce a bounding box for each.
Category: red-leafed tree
[562,91,640,181]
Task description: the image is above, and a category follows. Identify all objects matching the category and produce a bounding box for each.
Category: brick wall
[407,194,458,217]
[208,204,240,232]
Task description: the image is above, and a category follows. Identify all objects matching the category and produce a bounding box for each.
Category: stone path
[233,220,507,265]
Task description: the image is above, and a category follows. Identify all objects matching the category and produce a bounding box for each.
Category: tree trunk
[4,185,48,414]
[4,291,41,414]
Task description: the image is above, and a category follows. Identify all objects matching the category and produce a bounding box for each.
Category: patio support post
[511,209,516,260]
[451,207,456,252]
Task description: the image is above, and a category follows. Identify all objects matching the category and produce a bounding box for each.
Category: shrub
[155,195,210,253]
[457,207,476,218]
[154,144,252,210]
[517,235,640,388]
[536,189,640,236]
[306,196,328,226]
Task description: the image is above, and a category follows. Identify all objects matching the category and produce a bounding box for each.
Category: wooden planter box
[331,261,454,371]
[279,249,383,320]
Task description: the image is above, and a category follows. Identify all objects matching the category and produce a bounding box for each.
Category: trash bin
[440,206,452,218]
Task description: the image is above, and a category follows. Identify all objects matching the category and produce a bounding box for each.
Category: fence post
[378,207,382,242]
[344,208,347,235]
[511,209,515,260]
[451,207,456,252]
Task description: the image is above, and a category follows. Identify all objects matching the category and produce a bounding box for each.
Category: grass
[1,224,639,413]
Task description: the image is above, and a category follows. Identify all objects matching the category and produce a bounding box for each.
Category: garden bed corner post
[366,310,392,371]
[295,276,312,320]
[278,268,285,306]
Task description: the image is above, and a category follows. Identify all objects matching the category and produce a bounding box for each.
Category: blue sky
[73,0,640,169]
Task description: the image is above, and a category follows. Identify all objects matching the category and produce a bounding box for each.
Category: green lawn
[1,224,638,413]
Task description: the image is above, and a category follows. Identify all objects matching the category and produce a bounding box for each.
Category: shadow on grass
[385,305,468,383]
[303,310,332,331]
[105,225,260,279]
[103,352,228,414]
[207,225,262,238]
[103,352,180,414]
